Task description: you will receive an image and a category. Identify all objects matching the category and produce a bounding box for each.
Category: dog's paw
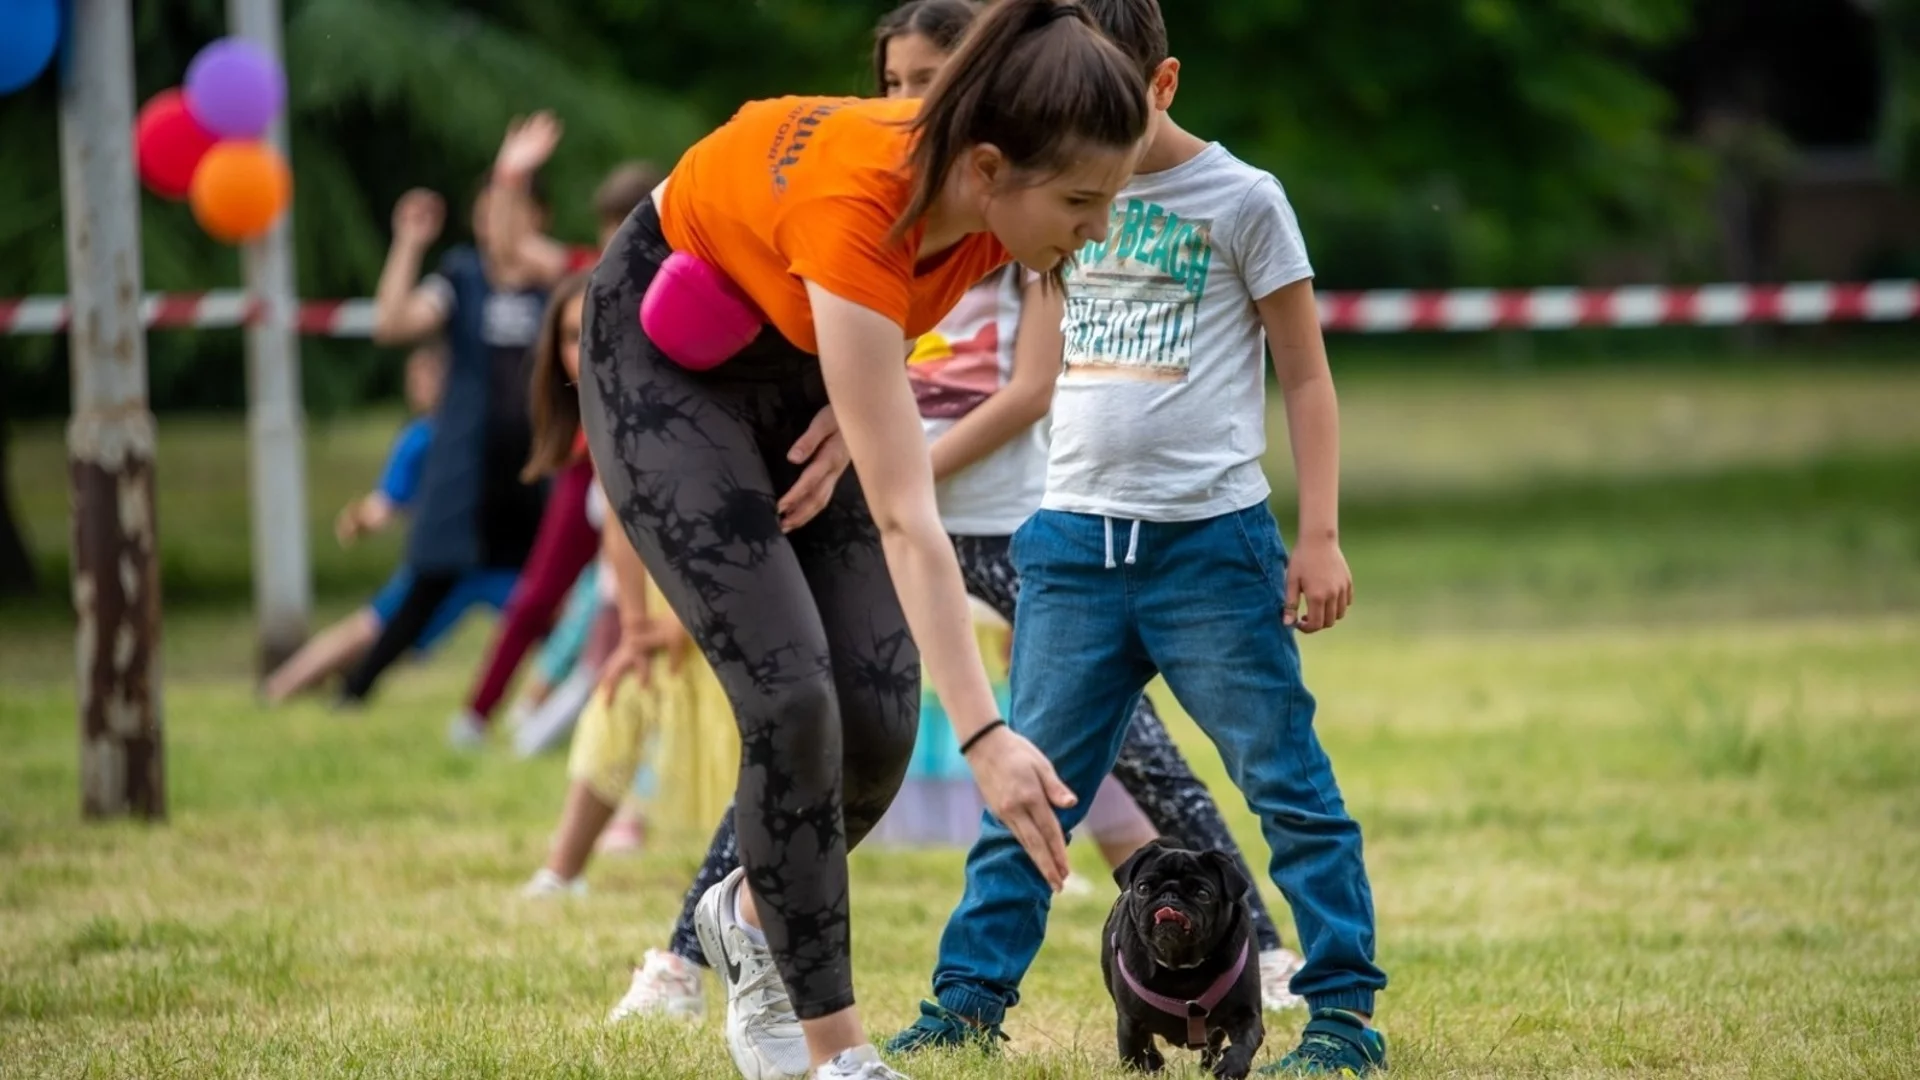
[1123,1047,1166,1073]
[1209,1050,1253,1080]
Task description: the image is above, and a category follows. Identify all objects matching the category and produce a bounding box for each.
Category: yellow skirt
[566,581,739,842]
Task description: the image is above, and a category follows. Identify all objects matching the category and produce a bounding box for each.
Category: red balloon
[135,89,218,201]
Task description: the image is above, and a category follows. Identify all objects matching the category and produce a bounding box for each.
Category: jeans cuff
[1307,990,1376,1017]
[935,984,1008,1027]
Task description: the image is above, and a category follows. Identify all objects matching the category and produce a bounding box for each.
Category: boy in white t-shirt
[889,1,1388,1074]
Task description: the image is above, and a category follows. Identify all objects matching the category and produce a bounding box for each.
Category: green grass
[3,613,1916,1078]
[9,358,1920,612]
[4,360,1920,1077]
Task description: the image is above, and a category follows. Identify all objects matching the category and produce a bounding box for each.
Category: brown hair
[1077,0,1167,85]
[873,0,980,93]
[523,273,592,482]
[890,0,1149,266]
[593,161,663,227]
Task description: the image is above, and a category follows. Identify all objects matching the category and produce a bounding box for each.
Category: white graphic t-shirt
[1044,143,1312,522]
[907,265,1049,536]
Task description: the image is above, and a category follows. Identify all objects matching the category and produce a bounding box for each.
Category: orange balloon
[189,141,291,244]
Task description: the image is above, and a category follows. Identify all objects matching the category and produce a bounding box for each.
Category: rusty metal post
[59,0,165,820]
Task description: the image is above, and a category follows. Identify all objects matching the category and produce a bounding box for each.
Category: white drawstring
[1103,517,1142,568]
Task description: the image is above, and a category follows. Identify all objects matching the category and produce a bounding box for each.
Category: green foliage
[1879,0,1920,182]
[1157,0,1715,287]
[3,0,1897,417]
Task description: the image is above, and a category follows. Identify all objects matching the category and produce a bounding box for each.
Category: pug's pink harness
[1112,935,1252,1049]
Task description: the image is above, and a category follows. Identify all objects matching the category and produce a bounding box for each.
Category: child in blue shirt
[261,341,517,703]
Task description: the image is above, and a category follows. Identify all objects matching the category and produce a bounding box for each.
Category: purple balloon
[184,38,285,140]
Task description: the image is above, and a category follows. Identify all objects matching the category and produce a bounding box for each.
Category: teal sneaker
[884,1000,1008,1055]
[1262,1008,1388,1076]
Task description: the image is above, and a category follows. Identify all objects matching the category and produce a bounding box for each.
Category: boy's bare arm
[1258,278,1353,632]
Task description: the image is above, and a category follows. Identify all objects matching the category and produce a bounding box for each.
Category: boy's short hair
[594,161,664,226]
[1078,0,1168,84]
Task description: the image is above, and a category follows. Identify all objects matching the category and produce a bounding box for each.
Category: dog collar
[1112,934,1251,1049]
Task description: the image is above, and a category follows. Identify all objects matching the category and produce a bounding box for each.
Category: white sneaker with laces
[519,868,586,899]
[812,1045,908,1080]
[1259,946,1306,1012]
[607,948,706,1022]
[694,867,810,1080]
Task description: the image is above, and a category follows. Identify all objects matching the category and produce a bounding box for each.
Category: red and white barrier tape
[4,280,1917,337]
[0,292,375,337]
[1317,280,1920,333]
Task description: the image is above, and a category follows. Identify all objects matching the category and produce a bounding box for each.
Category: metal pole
[59,0,165,820]
[230,0,311,673]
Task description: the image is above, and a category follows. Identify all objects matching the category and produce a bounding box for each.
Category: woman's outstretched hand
[964,724,1078,891]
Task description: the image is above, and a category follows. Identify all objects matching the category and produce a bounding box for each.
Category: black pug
[1101,838,1264,1078]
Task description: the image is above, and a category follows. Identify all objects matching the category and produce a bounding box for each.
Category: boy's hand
[1285,536,1352,633]
[494,112,563,185]
[392,189,444,248]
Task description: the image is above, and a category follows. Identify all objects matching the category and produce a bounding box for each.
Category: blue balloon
[0,0,61,95]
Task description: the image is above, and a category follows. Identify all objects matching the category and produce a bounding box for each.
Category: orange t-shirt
[660,96,1010,356]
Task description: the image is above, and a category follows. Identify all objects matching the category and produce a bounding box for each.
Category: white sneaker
[607,948,706,1022]
[813,1045,909,1080]
[1061,872,1096,898]
[520,868,586,899]
[447,709,488,751]
[1259,946,1306,1011]
[694,867,810,1080]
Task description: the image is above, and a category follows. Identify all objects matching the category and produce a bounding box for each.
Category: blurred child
[262,342,516,703]
[510,275,738,898]
[504,558,604,751]
[339,180,551,708]
[444,124,667,748]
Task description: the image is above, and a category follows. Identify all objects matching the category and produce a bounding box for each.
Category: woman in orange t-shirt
[574,1,1146,1074]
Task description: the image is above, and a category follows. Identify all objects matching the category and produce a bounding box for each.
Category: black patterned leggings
[579,202,920,1020]
[664,535,1285,968]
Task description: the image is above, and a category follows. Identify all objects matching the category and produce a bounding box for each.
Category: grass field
[4,359,1919,1077]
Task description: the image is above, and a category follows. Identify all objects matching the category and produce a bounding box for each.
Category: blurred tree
[3,0,1855,419]
[1157,0,1715,287]
[1875,0,1920,181]
[0,403,34,598]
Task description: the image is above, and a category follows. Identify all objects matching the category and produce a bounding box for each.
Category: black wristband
[958,719,1007,756]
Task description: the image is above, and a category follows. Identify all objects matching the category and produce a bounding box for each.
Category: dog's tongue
[1153,906,1191,930]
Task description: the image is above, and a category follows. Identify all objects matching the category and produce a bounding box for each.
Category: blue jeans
[930,505,1386,1023]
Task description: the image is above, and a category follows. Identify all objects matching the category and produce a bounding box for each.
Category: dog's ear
[1112,837,1173,890]
[1201,850,1254,900]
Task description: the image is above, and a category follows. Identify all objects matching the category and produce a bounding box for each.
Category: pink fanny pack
[640,251,765,371]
